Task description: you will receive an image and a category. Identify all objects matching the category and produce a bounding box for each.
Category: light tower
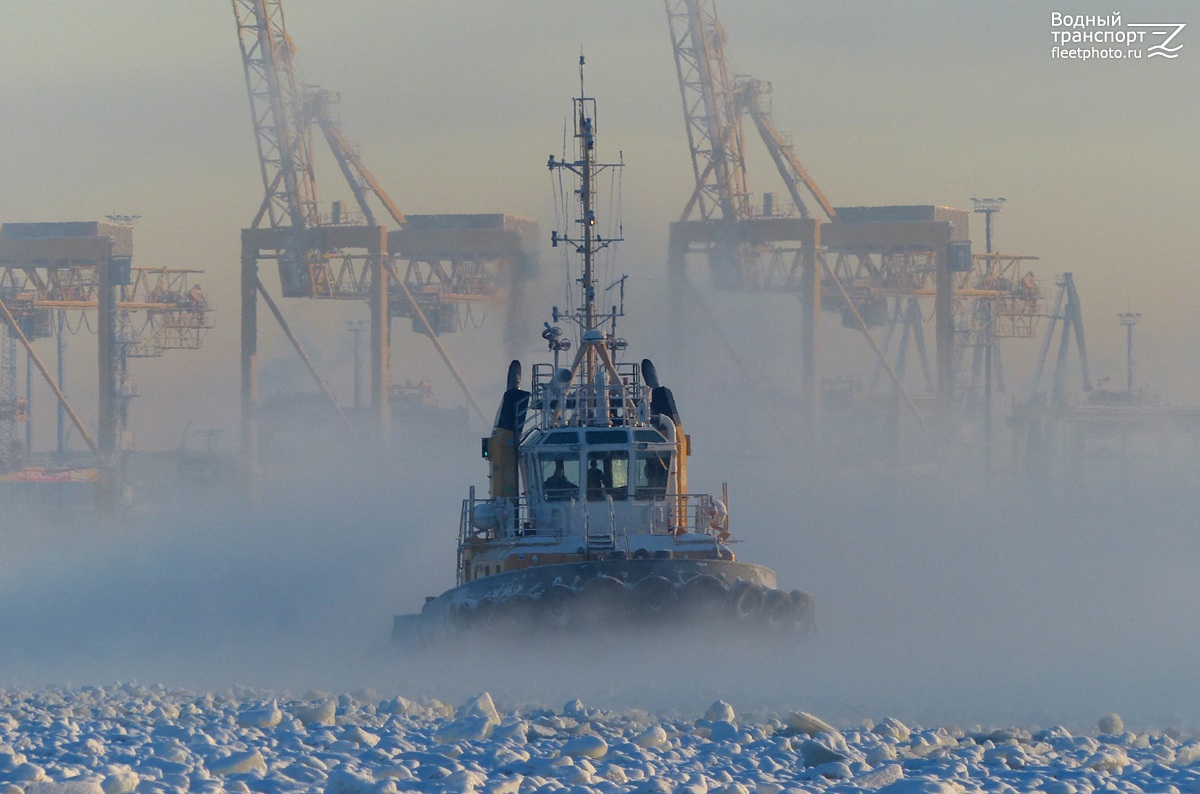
[970,198,1005,255]
[1119,311,1141,394]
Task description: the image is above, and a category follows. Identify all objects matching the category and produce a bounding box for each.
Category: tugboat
[392,59,812,642]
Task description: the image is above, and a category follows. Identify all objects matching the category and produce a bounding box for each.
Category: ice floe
[1,688,1199,794]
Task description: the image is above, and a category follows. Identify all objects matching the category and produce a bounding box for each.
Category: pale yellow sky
[0,1,1197,450]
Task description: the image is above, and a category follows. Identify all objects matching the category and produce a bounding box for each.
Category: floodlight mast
[971,197,1006,255]
[1119,311,1141,394]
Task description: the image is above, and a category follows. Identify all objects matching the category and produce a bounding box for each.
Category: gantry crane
[664,0,1043,434]
[0,221,211,506]
[665,0,833,287]
[234,0,537,466]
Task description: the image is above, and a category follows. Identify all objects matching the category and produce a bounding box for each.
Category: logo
[1051,12,1186,61]
[1126,23,1186,58]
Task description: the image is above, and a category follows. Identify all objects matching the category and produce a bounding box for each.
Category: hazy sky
[1,1,1197,449]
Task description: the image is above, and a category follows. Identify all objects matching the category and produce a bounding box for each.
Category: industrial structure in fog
[663,0,1046,458]
[1011,281,1200,488]
[2,3,1192,514]
[233,0,538,475]
[0,220,211,507]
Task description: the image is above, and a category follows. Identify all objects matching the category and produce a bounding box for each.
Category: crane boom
[747,97,836,221]
[234,0,321,230]
[308,90,407,229]
[666,0,751,222]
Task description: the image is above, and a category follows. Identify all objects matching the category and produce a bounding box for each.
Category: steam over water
[2,410,1198,732]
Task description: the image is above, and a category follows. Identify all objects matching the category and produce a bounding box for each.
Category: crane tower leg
[797,220,821,439]
[935,246,955,423]
[369,236,390,434]
[240,242,261,500]
[97,256,119,512]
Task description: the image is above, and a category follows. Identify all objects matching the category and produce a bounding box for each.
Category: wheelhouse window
[540,454,580,501]
[635,451,671,499]
[586,450,629,501]
[586,429,629,444]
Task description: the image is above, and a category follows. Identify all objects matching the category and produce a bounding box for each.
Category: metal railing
[458,491,727,547]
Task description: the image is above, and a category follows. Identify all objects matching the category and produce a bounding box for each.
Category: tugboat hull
[392,559,813,642]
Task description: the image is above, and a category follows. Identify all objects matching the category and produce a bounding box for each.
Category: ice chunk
[1083,747,1129,771]
[850,763,905,790]
[866,744,898,764]
[10,762,48,782]
[491,721,528,743]
[873,718,912,742]
[207,750,267,776]
[1099,714,1124,735]
[295,701,337,727]
[709,721,738,743]
[342,727,380,748]
[705,701,736,723]
[634,726,669,749]
[149,704,180,722]
[434,715,495,744]
[800,738,849,767]
[561,735,608,759]
[324,768,375,794]
[26,784,105,794]
[877,780,967,794]
[481,777,521,794]
[101,771,140,794]
[816,761,853,780]
[1175,742,1200,766]
[237,703,282,729]
[463,693,501,727]
[786,712,836,736]
[377,696,414,717]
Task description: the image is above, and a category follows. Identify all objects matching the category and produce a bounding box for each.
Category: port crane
[234,0,537,466]
[664,0,1042,433]
[0,221,211,505]
[665,0,833,288]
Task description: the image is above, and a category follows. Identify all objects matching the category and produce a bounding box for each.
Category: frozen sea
[1,684,1198,794]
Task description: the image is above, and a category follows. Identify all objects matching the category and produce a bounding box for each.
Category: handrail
[460,490,728,545]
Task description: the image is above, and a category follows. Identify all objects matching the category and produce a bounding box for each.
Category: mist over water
[2,383,1198,734]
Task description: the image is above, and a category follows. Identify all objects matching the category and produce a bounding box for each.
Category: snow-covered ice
[2,686,1200,794]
